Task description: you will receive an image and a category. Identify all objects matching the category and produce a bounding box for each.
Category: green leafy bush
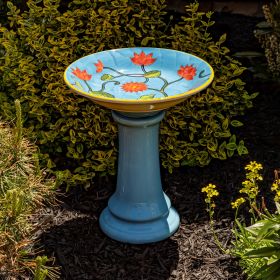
[0,0,256,187]
[0,100,59,279]
[0,0,25,25]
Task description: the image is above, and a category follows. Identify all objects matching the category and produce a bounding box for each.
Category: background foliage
[255,0,280,78]
[0,0,256,187]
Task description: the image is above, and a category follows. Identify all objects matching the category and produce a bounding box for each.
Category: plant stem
[141,65,147,73]
[100,81,120,92]
[113,74,144,79]
[84,80,93,92]
[104,67,124,75]
[148,87,168,97]
[209,218,228,255]
[14,99,23,146]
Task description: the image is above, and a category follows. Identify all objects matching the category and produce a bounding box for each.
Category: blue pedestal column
[99,110,180,244]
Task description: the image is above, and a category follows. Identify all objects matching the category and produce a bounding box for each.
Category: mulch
[34,12,280,280]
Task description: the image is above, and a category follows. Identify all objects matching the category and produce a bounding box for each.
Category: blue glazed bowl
[64,47,214,112]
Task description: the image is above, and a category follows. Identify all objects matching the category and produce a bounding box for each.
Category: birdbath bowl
[64,47,214,244]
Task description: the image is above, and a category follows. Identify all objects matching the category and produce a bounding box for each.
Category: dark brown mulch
[35,13,280,280]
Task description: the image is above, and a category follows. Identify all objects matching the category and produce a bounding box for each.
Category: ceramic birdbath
[64,47,214,244]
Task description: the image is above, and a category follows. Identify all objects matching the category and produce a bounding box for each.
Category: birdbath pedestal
[64,47,214,244]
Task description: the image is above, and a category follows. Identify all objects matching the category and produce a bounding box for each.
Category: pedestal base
[99,111,180,244]
[100,207,180,244]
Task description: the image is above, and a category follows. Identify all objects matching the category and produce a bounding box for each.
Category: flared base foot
[99,207,180,244]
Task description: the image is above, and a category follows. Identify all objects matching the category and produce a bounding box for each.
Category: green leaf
[6,1,14,9]
[207,139,218,151]
[198,151,209,164]
[141,37,155,46]
[47,159,56,169]
[256,21,272,29]
[237,141,248,155]
[244,247,280,258]
[144,70,161,78]
[276,202,280,214]
[218,142,227,160]
[219,33,227,44]
[262,264,280,280]
[233,67,246,76]
[77,143,84,153]
[101,74,114,81]
[229,134,236,143]
[208,45,218,53]
[222,118,229,130]
[231,120,243,127]
[227,149,235,157]
[226,142,236,150]
[138,94,155,100]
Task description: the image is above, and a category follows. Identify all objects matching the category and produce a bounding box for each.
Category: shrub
[0,100,59,279]
[255,0,280,78]
[0,0,256,187]
[202,162,280,280]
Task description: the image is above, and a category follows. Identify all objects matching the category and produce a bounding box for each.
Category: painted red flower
[130,51,156,66]
[177,65,197,80]
[94,60,103,73]
[72,67,92,81]
[122,82,148,92]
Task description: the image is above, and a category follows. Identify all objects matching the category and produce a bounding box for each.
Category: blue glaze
[99,111,180,244]
[64,47,213,101]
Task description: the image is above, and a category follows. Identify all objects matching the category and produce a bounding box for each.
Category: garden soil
[34,13,280,280]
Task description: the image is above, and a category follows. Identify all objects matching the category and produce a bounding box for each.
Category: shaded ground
[36,13,280,280]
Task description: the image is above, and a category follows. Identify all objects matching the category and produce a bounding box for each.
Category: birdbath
[64,47,214,244]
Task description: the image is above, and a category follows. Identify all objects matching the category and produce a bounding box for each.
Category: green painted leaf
[199,70,210,78]
[138,94,155,100]
[91,91,115,98]
[101,74,114,81]
[144,70,161,78]
[74,81,83,90]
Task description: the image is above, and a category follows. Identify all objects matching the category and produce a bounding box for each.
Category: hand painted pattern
[70,50,211,100]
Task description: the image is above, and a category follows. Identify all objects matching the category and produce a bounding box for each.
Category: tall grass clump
[0,100,59,279]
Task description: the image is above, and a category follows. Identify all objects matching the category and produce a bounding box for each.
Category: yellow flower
[231,197,246,209]
[271,179,280,202]
[239,162,263,202]
[201,184,219,198]
[271,182,279,191]
[201,184,219,217]
[240,180,258,199]
[245,161,263,172]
